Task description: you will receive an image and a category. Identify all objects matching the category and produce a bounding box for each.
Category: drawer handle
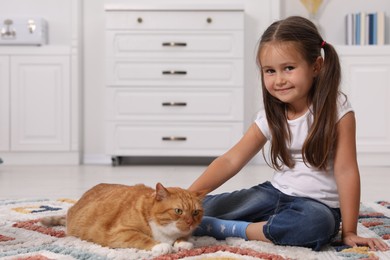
[162,70,187,75]
[207,17,213,23]
[162,42,187,47]
[137,17,143,23]
[162,136,187,141]
[1,19,16,38]
[162,102,187,107]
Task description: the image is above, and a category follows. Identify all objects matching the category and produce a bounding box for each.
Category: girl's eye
[264,69,275,74]
[192,210,200,216]
[175,208,183,215]
[285,66,295,71]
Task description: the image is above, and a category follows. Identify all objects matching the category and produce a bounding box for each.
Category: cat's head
[150,183,206,236]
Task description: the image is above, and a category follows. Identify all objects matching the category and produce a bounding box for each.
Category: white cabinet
[0,56,10,151]
[105,6,244,162]
[338,46,390,166]
[0,48,79,165]
[10,56,70,151]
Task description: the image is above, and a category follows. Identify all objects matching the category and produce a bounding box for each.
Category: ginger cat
[41,183,205,254]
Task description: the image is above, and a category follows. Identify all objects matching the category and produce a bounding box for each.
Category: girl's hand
[343,232,390,251]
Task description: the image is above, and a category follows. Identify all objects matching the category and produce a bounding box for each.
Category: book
[360,11,366,45]
[368,13,374,45]
[346,13,353,45]
[373,13,378,45]
[377,11,385,45]
[355,12,361,45]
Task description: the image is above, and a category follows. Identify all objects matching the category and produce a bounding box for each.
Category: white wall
[83,0,107,163]
[82,0,281,164]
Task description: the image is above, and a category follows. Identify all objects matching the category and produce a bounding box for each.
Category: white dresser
[104,5,244,164]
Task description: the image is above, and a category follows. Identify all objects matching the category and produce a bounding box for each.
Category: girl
[189,16,389,251]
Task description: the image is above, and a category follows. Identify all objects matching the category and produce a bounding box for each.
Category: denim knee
[202,182,280,221]
[263,198,340,251]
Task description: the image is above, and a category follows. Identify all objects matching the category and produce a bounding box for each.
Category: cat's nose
[185,217,193,225]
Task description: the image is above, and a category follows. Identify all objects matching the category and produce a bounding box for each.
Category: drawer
[105,11,244,30]
[106,31,243,58]
[106,59,243,87]
[106,88,243,121]
[106,122,243,156]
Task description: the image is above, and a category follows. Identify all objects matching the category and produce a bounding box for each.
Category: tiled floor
[0,164,388,203]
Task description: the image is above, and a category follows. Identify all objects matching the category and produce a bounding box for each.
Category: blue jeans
[201,181,341,251]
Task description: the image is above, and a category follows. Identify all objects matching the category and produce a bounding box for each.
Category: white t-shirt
[255,94,353,208]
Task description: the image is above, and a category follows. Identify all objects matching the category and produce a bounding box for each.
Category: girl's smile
[275,86,294,94]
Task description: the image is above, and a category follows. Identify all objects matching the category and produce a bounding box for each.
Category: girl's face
[260,42,322,112]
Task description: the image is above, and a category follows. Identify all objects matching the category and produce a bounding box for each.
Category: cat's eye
[175,208,183,215]
[192,210,200,216]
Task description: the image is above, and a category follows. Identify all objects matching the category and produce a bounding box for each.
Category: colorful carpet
[0,199,389,260]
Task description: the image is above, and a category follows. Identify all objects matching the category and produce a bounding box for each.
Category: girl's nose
[276,74,286,86]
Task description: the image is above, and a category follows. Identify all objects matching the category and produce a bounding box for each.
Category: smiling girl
[189,16,389,251]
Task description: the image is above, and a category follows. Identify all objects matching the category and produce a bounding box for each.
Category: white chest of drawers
[104,6,244,163]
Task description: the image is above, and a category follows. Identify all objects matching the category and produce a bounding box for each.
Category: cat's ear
[154,182,170,201]
[193,189,208,199]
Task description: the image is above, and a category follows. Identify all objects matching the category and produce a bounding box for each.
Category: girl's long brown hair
[257,16,342,171]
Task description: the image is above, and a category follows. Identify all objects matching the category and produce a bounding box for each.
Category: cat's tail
[40,216,66,227]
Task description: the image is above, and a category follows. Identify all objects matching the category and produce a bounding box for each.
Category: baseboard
[0,152,80,165]
[82,154,111,165]
[82,153,268,166]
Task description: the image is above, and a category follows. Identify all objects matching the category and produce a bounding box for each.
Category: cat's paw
[151,243,173,254]
[173,240,194,251]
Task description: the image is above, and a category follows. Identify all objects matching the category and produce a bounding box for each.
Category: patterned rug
[0,199,389,260]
